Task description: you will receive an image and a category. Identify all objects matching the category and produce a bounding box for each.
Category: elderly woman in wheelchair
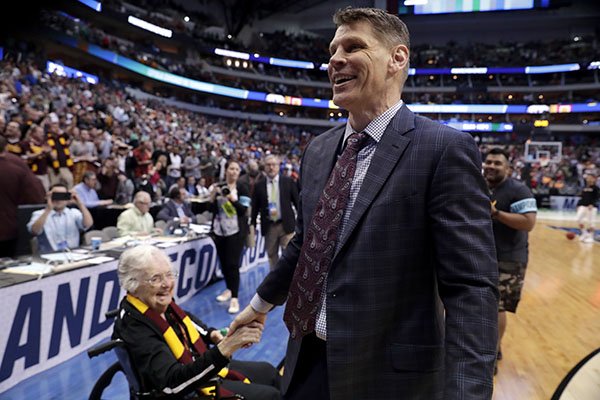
[113,244,281,399]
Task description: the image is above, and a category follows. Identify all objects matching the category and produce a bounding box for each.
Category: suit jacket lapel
[310,125,346,203]
[335,106,415,258]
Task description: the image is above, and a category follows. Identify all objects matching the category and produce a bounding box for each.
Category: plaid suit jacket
[257,106,499,400]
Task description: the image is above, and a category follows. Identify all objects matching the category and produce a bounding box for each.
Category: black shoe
[497,350,503,360]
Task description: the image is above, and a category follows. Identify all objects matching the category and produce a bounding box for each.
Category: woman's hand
[210,329,224,344]
[216,321,264,358]
[208,184,219,202]
[226,191,238,203]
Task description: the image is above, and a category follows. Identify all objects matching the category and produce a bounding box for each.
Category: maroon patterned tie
[283,132,369,339]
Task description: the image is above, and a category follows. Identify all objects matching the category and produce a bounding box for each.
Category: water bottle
[170,218,180,235]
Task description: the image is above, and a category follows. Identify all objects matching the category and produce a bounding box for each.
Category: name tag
[268,202,278,219]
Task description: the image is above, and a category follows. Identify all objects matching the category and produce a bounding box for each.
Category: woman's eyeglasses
[143,271,179,287]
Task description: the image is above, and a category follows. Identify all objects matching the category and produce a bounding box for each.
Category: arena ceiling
[186,0,332,36]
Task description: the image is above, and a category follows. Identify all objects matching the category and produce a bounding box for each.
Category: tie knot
[346,132,369,153]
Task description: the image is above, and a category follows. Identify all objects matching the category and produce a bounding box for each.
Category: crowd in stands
[0,49,597,193]
[0,46,599,257]
[0,52,311,197]
[0,50,312,255]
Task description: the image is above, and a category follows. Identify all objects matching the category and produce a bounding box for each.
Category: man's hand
[45,191,54,210]
[228,304,267,337]
[490,200,498,215]
[70,190,82,206]
[217,321,264,358]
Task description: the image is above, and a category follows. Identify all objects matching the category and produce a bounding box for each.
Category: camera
[218,183,230,196]
[51,192,72,201]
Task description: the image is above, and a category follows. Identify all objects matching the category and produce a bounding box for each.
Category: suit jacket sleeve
[184,203,195,219]
[156,202,174,221]
[428,132,499,397]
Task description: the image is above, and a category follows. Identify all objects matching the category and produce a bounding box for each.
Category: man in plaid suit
[230,7,498,400]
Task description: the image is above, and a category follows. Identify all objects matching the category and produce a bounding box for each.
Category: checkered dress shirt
[315,100,403,339]
[251,100,404,341]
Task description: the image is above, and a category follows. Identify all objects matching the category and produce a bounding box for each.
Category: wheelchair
[87,309,243,400]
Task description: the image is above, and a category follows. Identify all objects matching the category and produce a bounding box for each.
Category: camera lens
[222,187,230,196]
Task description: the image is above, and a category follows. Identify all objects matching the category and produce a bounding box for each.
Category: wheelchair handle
[105,309,120,319]
[87,339,123,358]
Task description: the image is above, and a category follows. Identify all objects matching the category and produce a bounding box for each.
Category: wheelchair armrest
[105,308,120,319]
[87,339,123,358]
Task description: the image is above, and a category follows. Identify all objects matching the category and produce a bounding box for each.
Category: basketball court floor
[2,211,598,400]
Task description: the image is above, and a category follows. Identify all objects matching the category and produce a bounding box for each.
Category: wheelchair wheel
[89,361,124,400]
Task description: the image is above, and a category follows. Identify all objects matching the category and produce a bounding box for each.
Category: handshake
[216,305,268,358]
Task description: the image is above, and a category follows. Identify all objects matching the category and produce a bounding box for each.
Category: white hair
[133,191,150,203]
[117,245,171,293]
[264,154,280,163]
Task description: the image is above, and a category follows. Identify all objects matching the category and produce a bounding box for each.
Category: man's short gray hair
[117,245,171,292]
[264,154,280,163]
[333,7,410,50]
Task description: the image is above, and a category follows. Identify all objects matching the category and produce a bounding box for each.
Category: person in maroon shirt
[132,140,152,178]
[22,123,52,191]
[97,156,120,200]
[0,136,45,257]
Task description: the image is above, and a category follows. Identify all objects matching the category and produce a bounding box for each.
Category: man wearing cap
[115,142,134,177]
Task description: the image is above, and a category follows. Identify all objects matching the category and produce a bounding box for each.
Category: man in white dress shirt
[28,184,94,253]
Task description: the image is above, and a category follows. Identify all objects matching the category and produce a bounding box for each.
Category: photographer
[27,184,93,253]
[209,160,251,314]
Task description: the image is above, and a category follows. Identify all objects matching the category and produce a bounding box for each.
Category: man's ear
[389,44,409,74]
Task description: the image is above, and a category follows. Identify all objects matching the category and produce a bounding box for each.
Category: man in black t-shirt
[576,174,599,243]
[484,148,537,373]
